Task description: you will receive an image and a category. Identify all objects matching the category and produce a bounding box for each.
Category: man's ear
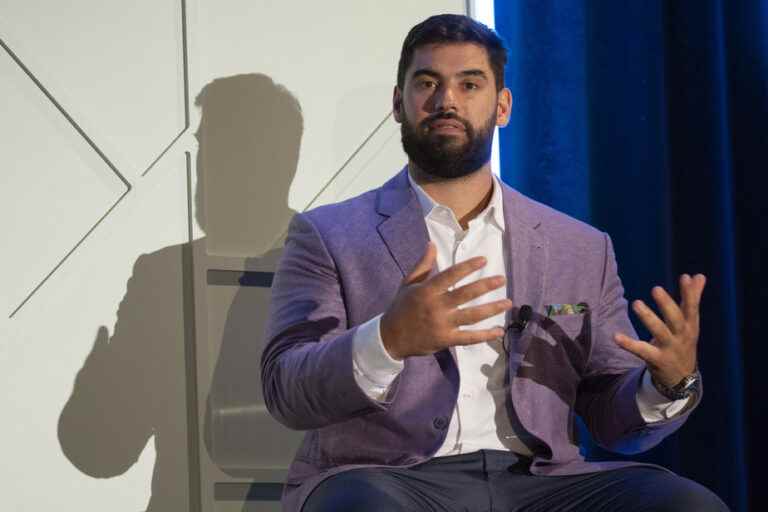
[392,85,403,123]
[496,87,512,128]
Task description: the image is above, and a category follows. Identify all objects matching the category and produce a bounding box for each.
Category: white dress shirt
[351,172,688,457]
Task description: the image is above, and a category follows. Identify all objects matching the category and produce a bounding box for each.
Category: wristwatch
[651,370,701,401]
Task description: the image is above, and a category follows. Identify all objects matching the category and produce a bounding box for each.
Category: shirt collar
[407,169,505,232]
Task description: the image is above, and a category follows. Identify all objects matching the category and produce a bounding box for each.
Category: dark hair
[397,14,508,92]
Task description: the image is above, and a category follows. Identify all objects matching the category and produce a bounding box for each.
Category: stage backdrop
[496,1,767,511]
[0,1,468,511]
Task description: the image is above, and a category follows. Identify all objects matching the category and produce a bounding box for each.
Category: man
[262,14,727,511]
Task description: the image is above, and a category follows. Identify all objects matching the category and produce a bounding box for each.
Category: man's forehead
[407,42,492,75]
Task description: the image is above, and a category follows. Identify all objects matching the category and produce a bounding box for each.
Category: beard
[401,109,496,181]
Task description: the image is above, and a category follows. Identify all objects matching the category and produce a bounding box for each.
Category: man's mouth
[428,119,466,133]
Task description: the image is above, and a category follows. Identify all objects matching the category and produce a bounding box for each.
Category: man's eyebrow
[410,68,489,80]
[458,69,489,80]
[411,68,442,80]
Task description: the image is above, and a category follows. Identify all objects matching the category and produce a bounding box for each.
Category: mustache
[420,112,471,131]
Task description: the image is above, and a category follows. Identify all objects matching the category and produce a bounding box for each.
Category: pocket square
[545,302,589,317]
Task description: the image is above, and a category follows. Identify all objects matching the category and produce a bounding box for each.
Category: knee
[301,469,406,512]
[649,477,730,512]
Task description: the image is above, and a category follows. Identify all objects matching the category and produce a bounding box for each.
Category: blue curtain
[495,1,767,511]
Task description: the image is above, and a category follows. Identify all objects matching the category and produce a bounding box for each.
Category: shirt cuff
[636,368,691,422]
[352,314,404,401]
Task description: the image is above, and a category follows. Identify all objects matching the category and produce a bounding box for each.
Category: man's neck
[409,162,495,230]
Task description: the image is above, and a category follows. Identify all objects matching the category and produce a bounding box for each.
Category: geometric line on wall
[0,0,189,181]
[4,0,192,317]
[302,110,393,213]
[7,191,131,319]
[0,37,131,190]
[1,36,132,319]
[229,107,396,262]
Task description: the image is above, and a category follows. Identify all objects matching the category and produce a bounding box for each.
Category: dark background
[495,1,767,511]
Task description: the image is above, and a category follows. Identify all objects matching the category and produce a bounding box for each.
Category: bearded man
[262,14,727,512]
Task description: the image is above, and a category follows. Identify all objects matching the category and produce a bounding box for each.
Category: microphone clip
[508,304,533,333]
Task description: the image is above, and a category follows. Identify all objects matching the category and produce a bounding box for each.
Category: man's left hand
[614,273,707,388]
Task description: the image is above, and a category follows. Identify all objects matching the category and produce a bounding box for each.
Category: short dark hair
[397,14,508,92]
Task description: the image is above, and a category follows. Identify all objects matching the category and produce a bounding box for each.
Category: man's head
[394,14,512,181]
[397,14,507,93]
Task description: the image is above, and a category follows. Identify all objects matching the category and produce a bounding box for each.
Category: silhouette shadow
[58,73,303,511]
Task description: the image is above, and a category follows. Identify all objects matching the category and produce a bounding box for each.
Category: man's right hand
[380,241,513,360]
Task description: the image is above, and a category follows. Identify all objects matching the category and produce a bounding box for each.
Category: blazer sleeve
[574,234,702,454]
[261,212,390,430]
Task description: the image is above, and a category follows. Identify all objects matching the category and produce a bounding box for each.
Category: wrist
[649,368,701,401]
[379,311,404,361]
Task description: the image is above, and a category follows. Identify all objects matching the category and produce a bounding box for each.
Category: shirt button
[432,416,448,430]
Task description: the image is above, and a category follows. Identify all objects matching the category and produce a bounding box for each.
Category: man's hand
[614,274,706,387]
[380,242,513,360]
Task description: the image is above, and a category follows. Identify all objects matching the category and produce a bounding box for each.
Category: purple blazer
[262,168,700,512]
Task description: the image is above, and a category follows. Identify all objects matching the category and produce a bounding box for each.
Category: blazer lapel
[376,168,430,278]
[375,168,458,381]
[501,185,549,364]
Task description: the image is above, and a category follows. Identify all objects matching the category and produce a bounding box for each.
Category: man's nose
[433,85,458,112]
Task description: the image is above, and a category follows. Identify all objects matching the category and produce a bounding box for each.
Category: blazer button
[433,416,448,430]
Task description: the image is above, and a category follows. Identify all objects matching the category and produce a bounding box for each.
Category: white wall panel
[0,155,190,511]
[194,0,466,216]
[0,1,472,510]
[0,49,128,317]
[0,0,187,178]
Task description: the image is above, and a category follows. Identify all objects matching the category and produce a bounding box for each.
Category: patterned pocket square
[545,302,589,317]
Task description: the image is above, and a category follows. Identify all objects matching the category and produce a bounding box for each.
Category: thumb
[95,325,110,344]
[404,241,436,285]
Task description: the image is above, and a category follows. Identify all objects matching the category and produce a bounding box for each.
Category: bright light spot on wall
[468,0,501,177]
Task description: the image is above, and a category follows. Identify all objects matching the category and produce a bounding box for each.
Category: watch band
[650,370,701,401]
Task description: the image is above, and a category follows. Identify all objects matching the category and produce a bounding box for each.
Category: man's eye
[464,82,479,90]
[418,80,437,89]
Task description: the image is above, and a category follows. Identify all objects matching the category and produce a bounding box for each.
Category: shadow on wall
[57,73,302,511]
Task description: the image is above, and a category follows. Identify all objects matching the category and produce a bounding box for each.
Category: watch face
[675,373,700,398]
[651,372,700,400]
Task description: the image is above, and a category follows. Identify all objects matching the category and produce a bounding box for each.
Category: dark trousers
[301,450,728,512]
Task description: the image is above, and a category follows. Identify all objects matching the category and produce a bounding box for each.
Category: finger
[428,256,487,291]
[614,333,661,365]
[450,299,514,327]
[451,326,508,346]
[650,286,685,334]
[631,299,673,345]
[680,273,706,321]
[404,241,437,285]
[444,275,507,307]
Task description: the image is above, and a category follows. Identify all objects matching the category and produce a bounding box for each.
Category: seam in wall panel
[142,0,191,177]
[183,150,203,512]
